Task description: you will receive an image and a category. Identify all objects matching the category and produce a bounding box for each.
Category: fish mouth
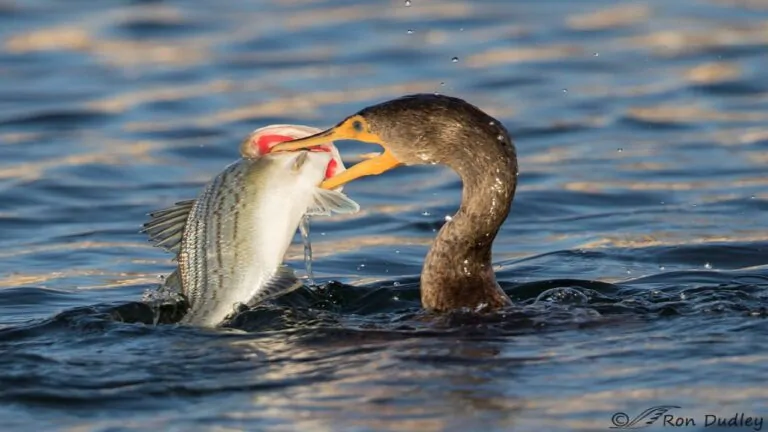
[269,117,403,190]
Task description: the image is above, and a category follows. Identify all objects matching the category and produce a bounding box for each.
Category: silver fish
[143,125,358,327]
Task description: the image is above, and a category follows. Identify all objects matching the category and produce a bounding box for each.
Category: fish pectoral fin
[141,199,195,254]
[306,188,360,217]
[246,265,303,306]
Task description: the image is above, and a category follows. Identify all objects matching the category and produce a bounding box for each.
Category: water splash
[141,274,186,325]
[299,215,315,286]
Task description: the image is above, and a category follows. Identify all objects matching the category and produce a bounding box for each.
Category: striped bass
[143,125,359,327]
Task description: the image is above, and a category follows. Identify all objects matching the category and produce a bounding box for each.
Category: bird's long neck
[420,143,518,311]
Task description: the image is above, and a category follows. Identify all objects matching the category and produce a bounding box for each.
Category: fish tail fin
[247,265,303,306]
[306,188,360,216]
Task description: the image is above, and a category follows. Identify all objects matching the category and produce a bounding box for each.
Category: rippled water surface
[1,0,768,430]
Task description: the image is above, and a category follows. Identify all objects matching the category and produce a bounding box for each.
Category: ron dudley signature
[610,406,764,431]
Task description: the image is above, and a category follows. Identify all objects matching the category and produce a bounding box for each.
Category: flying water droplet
[407,29,414,34]
[659,265,666,270]
[497,134,504,141]
[617,148,623,152]
[704,262,712,269]
[451,57,459,63]
[444,215,453,222]
[421,211,431,216]
[593,52,599,57]
[299,215,315,286]
[562,88,568,93]
[404,0,411,6]
[751,195,756,199]
[489,121,495,126]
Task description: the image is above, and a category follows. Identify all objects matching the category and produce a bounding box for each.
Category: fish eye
[351,120,364,133]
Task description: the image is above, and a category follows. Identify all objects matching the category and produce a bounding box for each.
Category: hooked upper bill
[268,115,404,190]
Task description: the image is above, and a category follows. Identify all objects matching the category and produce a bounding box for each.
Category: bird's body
[269,94,518,312]
[144,125,359,327]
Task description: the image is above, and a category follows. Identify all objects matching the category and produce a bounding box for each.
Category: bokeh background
[0,0,767,431]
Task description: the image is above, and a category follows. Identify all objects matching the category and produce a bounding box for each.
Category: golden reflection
[577,230,768,250]
[626,21,768,55]
[566,4,651,30]
[466,44,583,68]
[125,81,435,132]
[627,104,768,124]
[0,269,159,290]
[284,2,473,29]
[5,26,210,67]
[684,62,741,84]
[225,338,524,431]
[285,235,433,261]
[0,139,160,181]
[0,132,46,146]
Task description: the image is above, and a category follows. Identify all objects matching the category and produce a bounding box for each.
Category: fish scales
[143,125,360,327]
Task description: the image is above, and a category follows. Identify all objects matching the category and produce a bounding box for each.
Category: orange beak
[269,120,403,190]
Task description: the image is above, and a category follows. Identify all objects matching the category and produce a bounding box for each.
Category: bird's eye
[351,120,364,132]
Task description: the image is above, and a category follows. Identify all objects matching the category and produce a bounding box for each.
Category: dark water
[1,0,767,430]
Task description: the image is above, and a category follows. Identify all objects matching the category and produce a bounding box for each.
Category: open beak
[270,126,402,190]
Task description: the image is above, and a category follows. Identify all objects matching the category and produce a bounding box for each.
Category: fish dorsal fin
[306,188,360,217]
[141,200,195,254]
[246,265,302,307]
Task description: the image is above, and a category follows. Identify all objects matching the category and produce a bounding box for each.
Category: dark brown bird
[270,93,517,312]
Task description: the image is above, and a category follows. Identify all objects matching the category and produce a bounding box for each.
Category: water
[1,0,767,430]
[299,215,315,286]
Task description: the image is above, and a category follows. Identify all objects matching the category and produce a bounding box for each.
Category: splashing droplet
[704,262,712,269]
[617,148,623,152]
[562,88,568,93]
[393,281,401,287]
[404,0,411,6]
[451,57,459,63]
[489,121,495,126]
[593,52,599,57]
[421,211,431,216]
[299,216,315,286]
[407,29,414,34]
[659,265,665,270]
[497,134,504,141]
[444,215,453,222]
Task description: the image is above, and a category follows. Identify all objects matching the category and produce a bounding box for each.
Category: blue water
[1,0,767,430]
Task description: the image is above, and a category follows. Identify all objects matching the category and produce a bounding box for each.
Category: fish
[142,124,359,327]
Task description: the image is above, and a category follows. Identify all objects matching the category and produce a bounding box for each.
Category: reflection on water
[0,0,767,430]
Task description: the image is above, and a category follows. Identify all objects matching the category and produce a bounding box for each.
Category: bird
[270,93,518,313]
